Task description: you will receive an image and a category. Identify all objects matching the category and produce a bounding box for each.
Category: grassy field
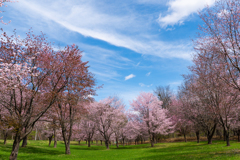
[1,140,240,160]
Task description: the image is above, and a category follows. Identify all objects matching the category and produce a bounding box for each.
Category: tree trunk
[9,133,21,160]
[53,119,57,148]
[151,140,154,147]
[88,139,91,147]
[225,129,230,146]
[105,140,109,149]
[54,136,57,148]
[184,133,187,142]
[3,131,8,145]
[61,126,71,154]
[48,135,53,146]
[100,140,102,145]
[150,133,155,147]
[207,124,217,144]
[196,131,200,143]
[116,138,119,148]
[238,130,240,142]
[35,128,38,141]
[91,140,93,144]
[21,136,27,147]
[78,140,80,145]
[122,138,125,147]
[65,143,70,155]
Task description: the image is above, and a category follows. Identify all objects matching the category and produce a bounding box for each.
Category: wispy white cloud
[139,83,145,87]
[12,0,193,60]
[139,83,153,87]
[168,81,182,86]
[125,74,136,81]
[137,0,168,4]
[146,72,151,76]
[158,0,215,27]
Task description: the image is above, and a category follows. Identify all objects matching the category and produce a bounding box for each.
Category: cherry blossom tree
[169,99,193,142]
[90,97,125,149]
[130,92,175,147]
[54,93,93,154]
[0,30,95,160]
[197,0,240,92]
[189,39,240,146]
[78,115,96,147]
[112,114,127,148]
[179,75,219,145]
[72,122,86,145]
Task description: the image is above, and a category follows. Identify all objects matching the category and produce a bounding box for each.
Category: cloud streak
[139,83,153,87]
[125,74,136,80]
[146,72,151,76]
[158,0,215,27]
[14,0,193,60]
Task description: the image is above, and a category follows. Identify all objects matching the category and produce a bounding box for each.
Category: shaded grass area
[1,140,240,159]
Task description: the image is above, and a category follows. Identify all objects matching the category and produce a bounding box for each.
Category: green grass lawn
[1,140,240,160]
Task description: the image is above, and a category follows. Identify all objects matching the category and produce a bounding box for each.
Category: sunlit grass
[1,140,240,159]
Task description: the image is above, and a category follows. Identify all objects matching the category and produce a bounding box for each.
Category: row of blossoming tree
[2,0,240,159]
[0,29,175,160]
[171,0,240,147]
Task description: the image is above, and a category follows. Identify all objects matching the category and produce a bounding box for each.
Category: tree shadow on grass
[0,143,64,160]
[70,144,111,151]
[132,141,240,160]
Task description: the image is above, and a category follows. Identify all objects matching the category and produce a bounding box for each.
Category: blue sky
[1,0,215,106]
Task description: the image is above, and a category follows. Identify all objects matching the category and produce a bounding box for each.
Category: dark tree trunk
[9,133,21,160]
[60,103,74,155]
[116,138,119,148]
[61,126,71,154]
[151,140,154,147]
[65,143,70,155]
[122,138,125,147]
[54,136,57,148]
[91,140,93,144]
[196,131,200,143]
[88,139,91,147]
[48,135,53,146]
[207,130,214,144]
[184,133,187,142]
[21,136,27,147]
[207,136,212,144]
[3,132,8,145]
[78,140,80,145]
[225,129,230,146]
[238,130,240,142]
[207,124,217,144]
[53,119,57,148]
[100,140,102,145]
[105,140,109,149]
[150,134,154,147]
